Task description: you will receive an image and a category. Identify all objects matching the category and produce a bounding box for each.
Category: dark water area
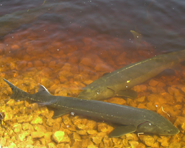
[0,0,185,147]
[0,0,185,52]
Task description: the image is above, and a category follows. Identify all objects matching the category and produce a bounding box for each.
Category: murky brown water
[0,0,185,147]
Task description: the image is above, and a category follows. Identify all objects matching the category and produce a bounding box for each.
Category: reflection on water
[0,0,185,147]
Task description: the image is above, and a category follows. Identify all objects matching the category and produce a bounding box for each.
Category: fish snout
[164,126,180,135]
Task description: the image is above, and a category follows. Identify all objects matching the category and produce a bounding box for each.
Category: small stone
[31,132,45,138]
[31,116,43,124]
[47,142,56,148]
[141,135,155,146]
[149,79,159,86]
[8,142,17,148]
[13,124,22,133]
[17,61,27,70]
[18,131,30,141]
[136,96,145,103]
[86,120,97,129]
[34,125,47,132]
[169,142,181,148]
[97,123,113,133]
[0,138,6,146]
[46,118,55,127]
[87,144,98,148]
[133,85,147,92]
[6,99,15,106]
[80,57,94,67]
[91,136,103,145]
[77,123,86,130]
[76,130,87,136]
[22,123,34,131]
[87,130,98,135]
[157,136,170,147]
[44,132,53,143]
[73,132,81,141]
[52,131,70,143]
[129,141,139,148]
[107,97,126,105]
[34,60,43,67]
[125,133,138,141]
[95,63,110,72]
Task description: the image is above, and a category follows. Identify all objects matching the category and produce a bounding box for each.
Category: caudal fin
[3,78,29,101]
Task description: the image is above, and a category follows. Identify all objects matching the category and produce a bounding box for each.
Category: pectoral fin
[109,125,136,137]
[52,108,70,119]
[115,89,137,99]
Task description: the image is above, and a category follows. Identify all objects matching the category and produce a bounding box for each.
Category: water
[0,0,185,147]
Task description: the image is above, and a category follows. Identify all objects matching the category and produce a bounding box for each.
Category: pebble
[31,132,45,139]
[52,131,70,143]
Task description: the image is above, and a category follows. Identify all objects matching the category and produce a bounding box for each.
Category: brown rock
[106,97,126,105]
[86,120,97,129]
[91,136,103,145]
[73,132,81,141]
[34,60,43,68]
[103,136,112,147]
[13,123,22,133]
[0,138,7,146]
[76,130,87,136]
[174,116,185,131]
[141,135,155,147]
[31,132,45,139]
[8,142,17,148]
[87,130,98,135]
[133,85,147,92]
[6,99,15,106]
[80,57,94,68]
[77,123,86,130]
[46,118,55,127]
[47,142,56,148]
[34,125,47,132]
[18,131,30,141]
[17,61,27,70]
[97,123,114,133]
[27,62,33,68]
[129,141,139,148]
[22,123,34,131]
[125,133,138,141]
[31,116,43,124]
[157,136,170,147]
[169,142,181,148]
[44,132,53,143]
[149,79,159,86]
[136,96,145,103]
[87,144,98,148]
[52,131,70,143]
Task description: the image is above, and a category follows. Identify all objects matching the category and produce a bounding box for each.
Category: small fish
[77,49,185,100]
[3,79,179,137]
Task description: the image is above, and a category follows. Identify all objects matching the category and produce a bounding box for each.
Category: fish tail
[3,78,29,101]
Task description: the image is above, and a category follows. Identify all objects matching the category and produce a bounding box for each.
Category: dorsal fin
[38,85,51,95]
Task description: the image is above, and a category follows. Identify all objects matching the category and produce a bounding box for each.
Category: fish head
[78,85,114,100]
[137,119,179,135]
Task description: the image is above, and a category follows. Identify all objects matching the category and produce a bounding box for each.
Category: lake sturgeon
[3,78,179,137]
[78,49,185,100]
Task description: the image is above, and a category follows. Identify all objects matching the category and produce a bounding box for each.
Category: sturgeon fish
[3,79,179,137]
[78,49,185,100]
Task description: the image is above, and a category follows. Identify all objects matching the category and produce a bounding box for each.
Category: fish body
[77,49,185,100]
[3,79,179,137]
